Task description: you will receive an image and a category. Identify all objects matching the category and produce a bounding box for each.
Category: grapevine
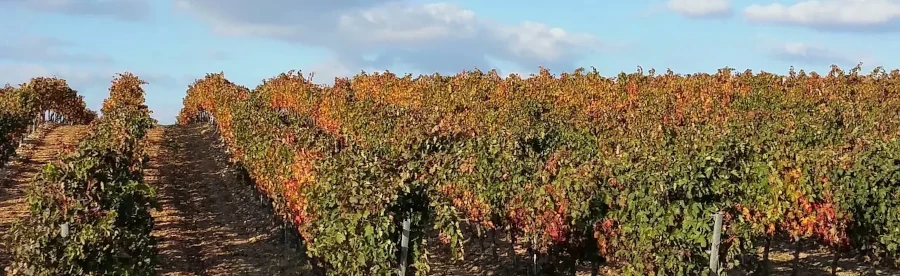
[178,65,900,275]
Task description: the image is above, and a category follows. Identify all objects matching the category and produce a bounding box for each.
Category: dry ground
[147,124,311,276]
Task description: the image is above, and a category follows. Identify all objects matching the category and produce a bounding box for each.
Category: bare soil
[424,229,900,276]
[146,124,311,276]
[741,239,900,276]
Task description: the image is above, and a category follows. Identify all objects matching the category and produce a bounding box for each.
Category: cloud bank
[174,0,611,77]
[745,0,900,31]
[668,0,732,18]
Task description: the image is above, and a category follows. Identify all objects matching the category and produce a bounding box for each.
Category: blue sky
[0,0,896,124]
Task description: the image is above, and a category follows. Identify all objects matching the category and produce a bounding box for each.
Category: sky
[0,0,896,124]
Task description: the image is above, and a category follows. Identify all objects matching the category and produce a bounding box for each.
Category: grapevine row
[178,65,900,275]
[5,73,159,275]
[0,78,96,168]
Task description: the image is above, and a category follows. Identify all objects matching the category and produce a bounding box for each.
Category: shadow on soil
[149,125,310,276]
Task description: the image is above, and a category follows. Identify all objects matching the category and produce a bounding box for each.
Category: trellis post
[709,211,724,274]
[398,217,411,275]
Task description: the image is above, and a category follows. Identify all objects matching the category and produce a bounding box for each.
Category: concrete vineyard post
[60,222,69,238]
[399,216,411,276]
[709,211,723,274]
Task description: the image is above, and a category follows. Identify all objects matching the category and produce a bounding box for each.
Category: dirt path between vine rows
[146,124,310,276]
[0,124,90,269]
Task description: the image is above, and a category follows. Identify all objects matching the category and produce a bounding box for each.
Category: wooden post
[492,227,498,260]
[831,249,840,276]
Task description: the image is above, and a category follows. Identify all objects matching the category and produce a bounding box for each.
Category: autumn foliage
[0,77,96,168]
[179,65,900,275]
[7,73,157,275]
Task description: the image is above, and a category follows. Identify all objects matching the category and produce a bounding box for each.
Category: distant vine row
[5,73,158,276]
[0,78,96,168]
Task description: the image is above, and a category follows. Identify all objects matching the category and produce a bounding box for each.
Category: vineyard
[2,74,156,275]
[0,78,96,169]
[176,65,900,275]
[1,64,900,275]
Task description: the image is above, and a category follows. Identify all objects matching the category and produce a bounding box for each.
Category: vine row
[5,73,159,275]
[179,65,900,275]
[0,78,96,169]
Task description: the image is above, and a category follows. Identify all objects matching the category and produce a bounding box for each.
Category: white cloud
[174,0,611,77]
[668,0,732,18]
[745,0,900,31]
[306,58,359,84]
[768,42,863,65]
[0,0,150,20]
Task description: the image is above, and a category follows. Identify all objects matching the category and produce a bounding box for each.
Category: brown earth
[0,124,90,269]
[424,229,900,276]
[744,239,900,276]
[146,124,311,276]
